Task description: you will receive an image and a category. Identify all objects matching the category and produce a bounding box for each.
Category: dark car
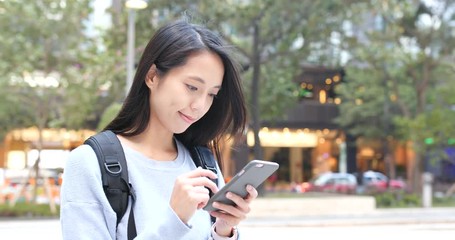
[302,172,358,194]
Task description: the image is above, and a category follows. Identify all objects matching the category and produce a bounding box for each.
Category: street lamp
[125,0,148,97]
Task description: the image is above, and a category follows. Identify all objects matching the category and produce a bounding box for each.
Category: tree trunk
[32,95,47,203]
[250,19,266,196]
[411,141,423,194]
[32,125,44,204]
[409,60,429,194]
[382,68,395,181]
[251,19,263,161]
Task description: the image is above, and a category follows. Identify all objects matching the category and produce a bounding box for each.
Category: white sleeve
[60,145,117,240]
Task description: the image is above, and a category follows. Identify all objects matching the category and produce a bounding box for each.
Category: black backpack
[84,130,218,240]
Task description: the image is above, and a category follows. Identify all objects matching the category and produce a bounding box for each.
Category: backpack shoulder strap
[188,146,218,224]
[84,130,133,225]
[189,146,218,175]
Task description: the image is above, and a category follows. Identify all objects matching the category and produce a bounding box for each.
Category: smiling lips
[179,112,197,124]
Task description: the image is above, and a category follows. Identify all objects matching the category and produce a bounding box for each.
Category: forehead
[174,51,225,86]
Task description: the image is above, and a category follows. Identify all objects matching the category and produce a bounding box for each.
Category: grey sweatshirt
[60,139,235,240]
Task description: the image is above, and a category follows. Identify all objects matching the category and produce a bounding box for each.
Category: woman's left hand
[209,184,258,237]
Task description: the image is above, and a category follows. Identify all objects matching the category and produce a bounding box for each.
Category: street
[0,216,454,240]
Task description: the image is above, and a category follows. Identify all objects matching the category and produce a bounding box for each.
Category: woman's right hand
[170,167,219,223]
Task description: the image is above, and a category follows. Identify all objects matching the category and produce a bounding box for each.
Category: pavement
[248,195,377,218]
[239,222,455,240]
[242,194,455,228]
[241,206,455,227]
[239,206,455,239]
[1,206,455,240]
[2,193,455,238]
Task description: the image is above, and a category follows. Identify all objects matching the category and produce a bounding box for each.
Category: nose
[190,95,210,112]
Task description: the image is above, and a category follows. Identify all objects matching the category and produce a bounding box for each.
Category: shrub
[433,196,455,207]
[374,191,421,208]
[0,203,59,218]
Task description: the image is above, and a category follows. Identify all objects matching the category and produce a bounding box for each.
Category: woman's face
[147,51,224,134]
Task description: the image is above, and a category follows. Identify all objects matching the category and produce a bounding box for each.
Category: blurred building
[0,128,95,170]
[229,66,347,184]
[226,65,413,186]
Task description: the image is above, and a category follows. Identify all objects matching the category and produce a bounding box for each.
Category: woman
[60,20,256,239]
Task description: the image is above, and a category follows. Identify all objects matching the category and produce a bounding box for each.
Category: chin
[173,126,191,134]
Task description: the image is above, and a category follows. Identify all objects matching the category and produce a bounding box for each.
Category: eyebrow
[188,76,221,89]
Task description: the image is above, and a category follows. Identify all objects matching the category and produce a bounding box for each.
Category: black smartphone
[203,160,279,212]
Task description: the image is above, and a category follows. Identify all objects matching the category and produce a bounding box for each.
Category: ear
[145,64,158,89]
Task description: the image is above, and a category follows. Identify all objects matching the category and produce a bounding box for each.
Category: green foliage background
[1,0,454,191]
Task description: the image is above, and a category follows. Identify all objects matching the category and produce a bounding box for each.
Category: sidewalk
[246,198,455,227]
[248,195,376,218]
[242,206,455,227]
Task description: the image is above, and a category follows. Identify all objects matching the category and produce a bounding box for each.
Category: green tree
[337,0,455,192]
[106,0,353,161]
[0,0,103,205]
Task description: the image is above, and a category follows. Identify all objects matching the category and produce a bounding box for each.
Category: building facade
[224,66,413,187]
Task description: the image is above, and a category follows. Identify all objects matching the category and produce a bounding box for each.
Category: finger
[210,210,240,226]
[210,209,241,222]
[193,186,210,195]
[183,167,218,180]
[211,201,246,219]
[192,191,211,210]
[187,177,219,194]
[244,185,258,203]
[223,192,251,213]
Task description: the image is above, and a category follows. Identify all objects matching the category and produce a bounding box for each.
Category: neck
[118,125,177,161]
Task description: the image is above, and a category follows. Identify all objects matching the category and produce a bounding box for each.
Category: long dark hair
[105,20,247,163]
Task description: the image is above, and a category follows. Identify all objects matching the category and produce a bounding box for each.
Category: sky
[85,0,112,38]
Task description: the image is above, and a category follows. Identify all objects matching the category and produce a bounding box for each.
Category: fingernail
[226,192,232,198]
[247,185,253,191]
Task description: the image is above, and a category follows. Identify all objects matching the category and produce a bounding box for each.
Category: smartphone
[203,160,279,212]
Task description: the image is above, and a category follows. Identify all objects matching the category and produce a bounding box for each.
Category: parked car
[302,172,358,194]
[362,170,406,193]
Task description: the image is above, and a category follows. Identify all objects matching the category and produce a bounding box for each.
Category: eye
[186,84,198,92]
[209,93,218,98]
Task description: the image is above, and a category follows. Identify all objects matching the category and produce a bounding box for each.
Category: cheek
[151,86,177,108]
[149,90,168,117]
[202,98,215,115]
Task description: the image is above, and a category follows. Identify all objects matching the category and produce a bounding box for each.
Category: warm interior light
[125,0,148,9]
[7,151,26,169]
[319,90,327,103]
[247,129,318,147]
[390,94,397,102]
